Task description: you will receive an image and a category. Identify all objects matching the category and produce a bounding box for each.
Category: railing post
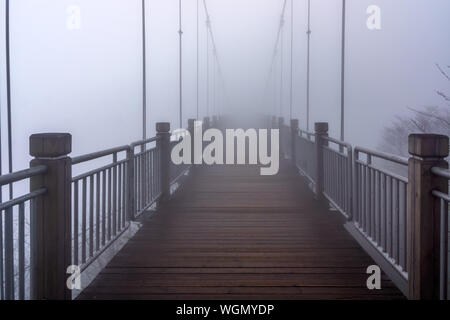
[188,119,196,167]
[126,146,135,221]
[290,119,299,164]
[314,122,329,201]
[203,116,210,130]
[271,116,277,129]
[203,117,210,156]
[29,133,72,300]
[156,122,171,201]
[407,134,449,300]
[278,117,284,157]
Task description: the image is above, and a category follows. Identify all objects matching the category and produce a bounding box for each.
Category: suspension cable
[5,0,13,199]
[178,0,183,128]
[306,0,311,131]
[289,0,294,121]
[206,18,210,117]
[196,0,199,119]
[202,0,226,118]
[141,0,147,151]
[266,0,288,118]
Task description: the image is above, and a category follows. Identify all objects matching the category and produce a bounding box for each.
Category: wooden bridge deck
[78,161,404,300]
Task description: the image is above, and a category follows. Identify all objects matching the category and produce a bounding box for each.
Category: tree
[379,64,450,159]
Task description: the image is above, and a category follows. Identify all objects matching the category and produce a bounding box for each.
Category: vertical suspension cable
[5,0,13,199]
[178,0,183,128]
[202,0,226,118]
[306,0,311,131]
[340,0,346,142]
[279,20,284,117]
[213,52,216,116]
[265,0,287,119]
[206,18,210,117]
[289,0,294,121]
[141,0,147,151]
[196,0,199,119]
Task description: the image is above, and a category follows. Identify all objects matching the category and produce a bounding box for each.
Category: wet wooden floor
[78,162,405,300]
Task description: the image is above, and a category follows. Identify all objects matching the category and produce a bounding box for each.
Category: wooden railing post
[314,122,329,201]
[271,116,277,129]
[407,133,449,300]
[126,146,135,221]
[203,117,210,157]
[156,122,171,201]
[278,117,284,157]
[188,119,196,168]
[203,116,210,130]
[29,133,72,300]
[290,119,299,164]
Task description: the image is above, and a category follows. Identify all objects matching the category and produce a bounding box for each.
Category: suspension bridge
[0,1,449,301]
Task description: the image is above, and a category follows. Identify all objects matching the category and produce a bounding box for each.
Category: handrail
[299,129,315,138]
[355,146,408,166]
[72,158,128,181]
[0,165,47,186]
[432,190,450,202]
[431,166,450,179]
[323,135,352,150]
[0,188,47,212]
[130,136,159,149]
[72,145,129,165]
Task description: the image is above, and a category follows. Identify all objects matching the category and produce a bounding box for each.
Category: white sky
[0,0,449,175]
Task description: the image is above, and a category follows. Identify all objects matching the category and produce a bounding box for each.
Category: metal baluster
[102,170,106,246]
[383,174,387,251]
[377,170,381,244]
[388,176,393,258]
[73,180,79,267]
[150,150,154,203]
[82,177,87,263]
[395,179,400,264]
[370,169,377,241]
[113,154,117,236]
[18,203,25,300]
[118,163,122,231]
[440,199,448,300]
[5,207,14,299]
[108,168,112,241]
[356,161,360,225]
[402,181,407,271]
[89,174,94,258]
[96,173,100,251]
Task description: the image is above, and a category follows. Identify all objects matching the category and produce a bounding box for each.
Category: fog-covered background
[0,0,449,177]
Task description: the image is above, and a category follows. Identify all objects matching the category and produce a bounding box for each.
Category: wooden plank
[78,161,405,300]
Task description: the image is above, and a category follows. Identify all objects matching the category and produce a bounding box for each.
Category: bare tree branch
[407,106,450,126]
[436,63,450,81]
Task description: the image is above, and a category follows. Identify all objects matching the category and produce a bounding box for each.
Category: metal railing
[72,146,130,272]
[295,129,316,186]
[0,166,48,300]
[280,118,449,299]
[131,138,161,218]
[431,166,450,300]
[353,147,409,279]
[0,120,194,300]
[279,124,292,160]
[323,136,352,219]
[169,137,191,185]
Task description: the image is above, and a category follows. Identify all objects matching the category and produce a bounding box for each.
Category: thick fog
[0,0,449,179]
